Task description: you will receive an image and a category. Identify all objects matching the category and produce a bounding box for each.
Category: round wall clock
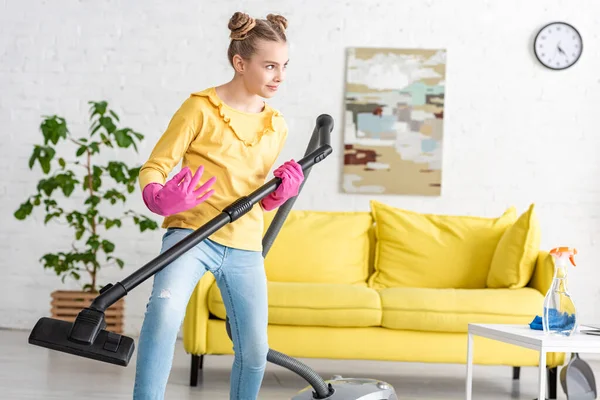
[534,22,583,70]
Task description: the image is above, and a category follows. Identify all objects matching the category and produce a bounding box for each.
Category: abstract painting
[342,47,446,195]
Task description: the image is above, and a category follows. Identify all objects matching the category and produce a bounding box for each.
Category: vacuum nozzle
[28,313,134,366]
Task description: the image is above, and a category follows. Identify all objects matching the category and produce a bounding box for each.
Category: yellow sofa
[182,200,564,388]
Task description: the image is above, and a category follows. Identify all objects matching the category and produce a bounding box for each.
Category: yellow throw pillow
[263,210,373,285]
[486,204,540,288]
[369,200,517,289]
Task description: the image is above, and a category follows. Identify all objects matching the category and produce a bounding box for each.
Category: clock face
[534,22,583,70]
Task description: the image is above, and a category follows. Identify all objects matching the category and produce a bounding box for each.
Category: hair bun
[228,12,256,40]
[267,14,288,31]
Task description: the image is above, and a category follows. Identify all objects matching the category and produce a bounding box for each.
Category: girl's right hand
[142,166,216,216]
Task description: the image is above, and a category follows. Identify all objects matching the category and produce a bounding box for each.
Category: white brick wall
[2,0,600,338]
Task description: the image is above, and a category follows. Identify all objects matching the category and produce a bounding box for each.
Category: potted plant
[14,101,159,333]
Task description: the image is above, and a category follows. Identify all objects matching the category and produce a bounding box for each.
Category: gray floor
[2,328,593,399]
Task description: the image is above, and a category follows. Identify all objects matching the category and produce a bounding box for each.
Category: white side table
[466,323,600,400]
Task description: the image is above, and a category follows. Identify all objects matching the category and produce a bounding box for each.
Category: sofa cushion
[208,281,382,327]
[380,286,543,333]
[487,203,541,288]
[369,200,517,289]
[262,210,373,285]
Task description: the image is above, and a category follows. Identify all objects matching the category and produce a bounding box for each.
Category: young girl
[133,11,303,400]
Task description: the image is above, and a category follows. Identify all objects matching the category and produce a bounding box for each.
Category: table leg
[466,332,473,400]
[538,350,546,400]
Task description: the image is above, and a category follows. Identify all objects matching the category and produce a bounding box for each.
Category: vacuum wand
[28,114,334,367]
[95,114,332,309]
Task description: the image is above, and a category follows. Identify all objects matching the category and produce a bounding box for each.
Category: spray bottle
[542,246,578,336]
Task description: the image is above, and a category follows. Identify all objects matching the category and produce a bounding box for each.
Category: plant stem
[69,137,86,147]
[86,148,98,293]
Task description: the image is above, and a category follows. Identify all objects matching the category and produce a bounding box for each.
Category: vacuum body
[292,376,398,400]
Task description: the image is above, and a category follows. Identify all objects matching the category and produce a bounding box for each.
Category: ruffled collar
[191,87,285,147]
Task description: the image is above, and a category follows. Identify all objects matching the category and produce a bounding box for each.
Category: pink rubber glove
[142,166,216,216]
[261,160,304,211]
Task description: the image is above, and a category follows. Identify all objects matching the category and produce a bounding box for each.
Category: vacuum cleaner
[28,114,398,400]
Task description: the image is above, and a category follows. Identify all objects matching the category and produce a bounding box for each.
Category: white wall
[2,0,600,336]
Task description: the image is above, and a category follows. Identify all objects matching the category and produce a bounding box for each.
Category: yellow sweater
[139,87,288,251]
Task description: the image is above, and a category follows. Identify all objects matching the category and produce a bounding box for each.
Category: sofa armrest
[527,250,554,295]
[182,273,216,355]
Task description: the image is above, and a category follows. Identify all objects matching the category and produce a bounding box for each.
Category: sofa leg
[190,355,204,387]
[547,366,557,399]
[513,366,521,380]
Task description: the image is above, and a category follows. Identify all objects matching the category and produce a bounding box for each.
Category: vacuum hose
[225,316,334,399]
[267,350,333,399]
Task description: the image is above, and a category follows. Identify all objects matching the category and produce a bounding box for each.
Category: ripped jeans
[133,228,269,400]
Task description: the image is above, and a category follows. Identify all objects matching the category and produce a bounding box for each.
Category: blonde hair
[227,12,288,67]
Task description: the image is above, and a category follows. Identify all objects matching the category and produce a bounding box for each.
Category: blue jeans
[133,228,269,400]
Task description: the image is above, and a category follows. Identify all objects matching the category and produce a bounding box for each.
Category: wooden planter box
[50,290,125,334]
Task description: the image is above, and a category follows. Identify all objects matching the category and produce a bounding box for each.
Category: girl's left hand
[272,159,304,199]
[261,159,304,211]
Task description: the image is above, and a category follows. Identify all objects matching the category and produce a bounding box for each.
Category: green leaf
[14,200,34,220]
[82,173,102,192]
[43,198,58,211]
[66,211,87,240]
[114,129,133,148]
[116,258,125,268]
[89,101,107,119]
[76,145,87,157]
[106,161,127,183]
[101,240,115,254]
[37,177,59,196]
[28,146,40,170]
[90,122,102,136]
[82,283,94,292]
[40,115,68,145]
[84,195,101,207]
[40,253,60,272]
[86,235,100,250]
[44,212,62,224]
[100,116,116,134]
[29,145,56,174]
[55,171,79,197]
[109,110,120,122]
[75,228,85,240]
[128,167,140,180]
[40,159,51,174]
[134,215,159,232]
[85,210,98,229]
[93,165,103,177]
[58,158,66,168]
[100,133,113,147]
[104,189,126,204]
[105,218,122,229]
[89,142,100,154]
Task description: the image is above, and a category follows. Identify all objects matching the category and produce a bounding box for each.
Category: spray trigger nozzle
[550,246,577,267]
